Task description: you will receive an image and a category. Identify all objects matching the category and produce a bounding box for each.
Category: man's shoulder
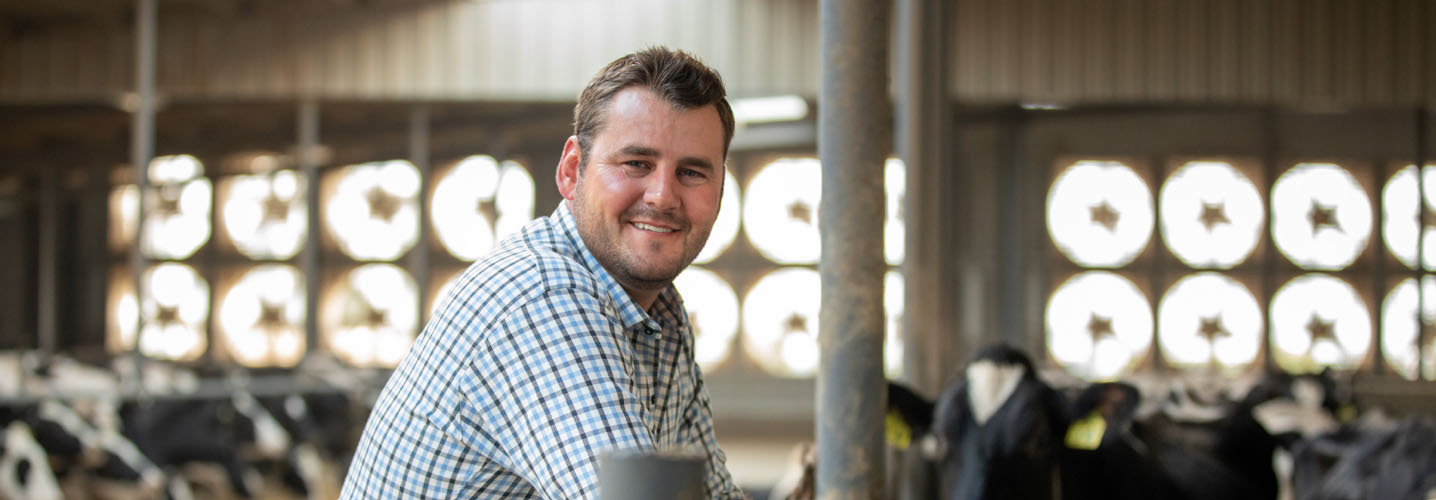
[450,225,605,310]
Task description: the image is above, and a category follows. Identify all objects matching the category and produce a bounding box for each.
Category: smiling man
[340,47,746,499]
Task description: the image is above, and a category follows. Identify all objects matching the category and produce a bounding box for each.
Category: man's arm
[473,286,655,499]
[678,363,747,499]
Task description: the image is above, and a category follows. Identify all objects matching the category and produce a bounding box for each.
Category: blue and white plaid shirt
[341,202,744,499]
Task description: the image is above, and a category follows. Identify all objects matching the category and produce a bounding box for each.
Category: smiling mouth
[632,222,677,233]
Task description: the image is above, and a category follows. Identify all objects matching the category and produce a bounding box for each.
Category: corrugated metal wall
[951,0,1436,106]
[2,0,1432,106]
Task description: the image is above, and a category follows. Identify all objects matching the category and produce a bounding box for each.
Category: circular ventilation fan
[1157,273,1262,371]
[1380,276,1436,380]
[673,267,739,372]
[325,160,421,261]
[110,155,213,259]
[219,265,306,367]
[742,267,821,377]
[1270,274,1372,372]
[693,170,741,265]
[1381,164,1436,270]
[221,171,307,260]
[323,264,418,368]
[109,263,209,361]
[744,158,821,264]
[432,156,535,261]
[1160,161,1264,269]
[1047,160,1154,268]
[1046,271,1153,381]
[1272,163,1371,270]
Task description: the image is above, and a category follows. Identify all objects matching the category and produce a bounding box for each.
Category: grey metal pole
[38,168,58,358]
[597,452,705,500]
[894,0,950,497]
[129,0,156,378]
[299,99,321,359]
[408,104,431,318]
[817,0,890,497]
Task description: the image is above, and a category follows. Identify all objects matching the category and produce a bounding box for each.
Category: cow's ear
[886,382,935,436]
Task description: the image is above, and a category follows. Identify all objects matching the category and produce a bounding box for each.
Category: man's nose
[643,167,680,209]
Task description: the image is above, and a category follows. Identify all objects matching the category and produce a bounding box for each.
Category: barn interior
[2,0,1435,499]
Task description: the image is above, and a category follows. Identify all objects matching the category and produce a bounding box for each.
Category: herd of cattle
[774,344,1436,500]
[0,353,361,500]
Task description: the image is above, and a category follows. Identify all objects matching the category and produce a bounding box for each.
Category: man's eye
[624,160,651,169]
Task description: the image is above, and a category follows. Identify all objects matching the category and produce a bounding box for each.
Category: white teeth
[633,222,676,233]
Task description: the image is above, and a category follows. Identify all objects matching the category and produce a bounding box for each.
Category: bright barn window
[694,170,741,265]
[1381,164,1436,270]
[742,267,822,378]
[1380,277,1436,380]
[109,155,214,259]
[743,158,822,265]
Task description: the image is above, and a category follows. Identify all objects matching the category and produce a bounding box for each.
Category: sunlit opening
[325,160,421,261]
[322,264,418,368]
[1271,163,1372,270]
[884,271,905,378]
[218,265,306,367]
[106,263,209,361]
[1380,277,1436,380]
[731,95,809,125]
[220,171,307,260]
[742,267,821,377]
[1270,274,1372,372]
[694,170,741,264]
[1046,271,1153,381]
[1157,273,1262,372]
[432,156,535,261]
[1381,164,1436,270]
[744,158,821,264]
[673,267,740,372]
[886,158,906,266]
[110,155,214,259]
[1046,160,1154,268]
[1160,161,1264,269]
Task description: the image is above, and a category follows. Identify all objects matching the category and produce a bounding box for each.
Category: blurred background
[1,0,1435,498]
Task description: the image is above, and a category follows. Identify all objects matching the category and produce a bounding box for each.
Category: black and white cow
[889,344,1070,500]
[0,419,63,500]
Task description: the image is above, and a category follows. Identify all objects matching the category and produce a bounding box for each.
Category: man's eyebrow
[617,145,716,172]
[618,145,660,157]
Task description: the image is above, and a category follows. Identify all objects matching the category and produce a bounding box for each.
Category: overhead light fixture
[732,95,809,125]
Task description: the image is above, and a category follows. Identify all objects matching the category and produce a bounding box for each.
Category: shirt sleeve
[680,360,749,500]
[470,287,655,499]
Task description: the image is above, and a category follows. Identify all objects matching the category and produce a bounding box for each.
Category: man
[340,47,746,499]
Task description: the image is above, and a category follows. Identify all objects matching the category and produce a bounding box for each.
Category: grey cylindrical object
[598,452,704,500]
[817,0,891,498]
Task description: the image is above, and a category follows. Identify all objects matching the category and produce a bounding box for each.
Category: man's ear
[555,136,582,201]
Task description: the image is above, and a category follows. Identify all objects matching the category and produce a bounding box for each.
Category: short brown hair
[573,47,735,166]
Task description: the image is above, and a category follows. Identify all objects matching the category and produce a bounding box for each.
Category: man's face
[558,87,725,296]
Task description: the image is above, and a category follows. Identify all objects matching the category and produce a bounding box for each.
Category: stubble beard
[571,196,712,294]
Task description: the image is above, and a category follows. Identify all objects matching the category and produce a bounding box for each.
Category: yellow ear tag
[886,410,912,450]
[1338,404,1358,424]
[1064,411,1106,450]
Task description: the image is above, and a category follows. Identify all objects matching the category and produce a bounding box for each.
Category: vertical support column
[299,100,322,360]
[1417,108,1428,379]
[129,0,157,379]
[817,0,890,498]
[408,104,431,320]
[38,168,58,358]
[897,0,955,396]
